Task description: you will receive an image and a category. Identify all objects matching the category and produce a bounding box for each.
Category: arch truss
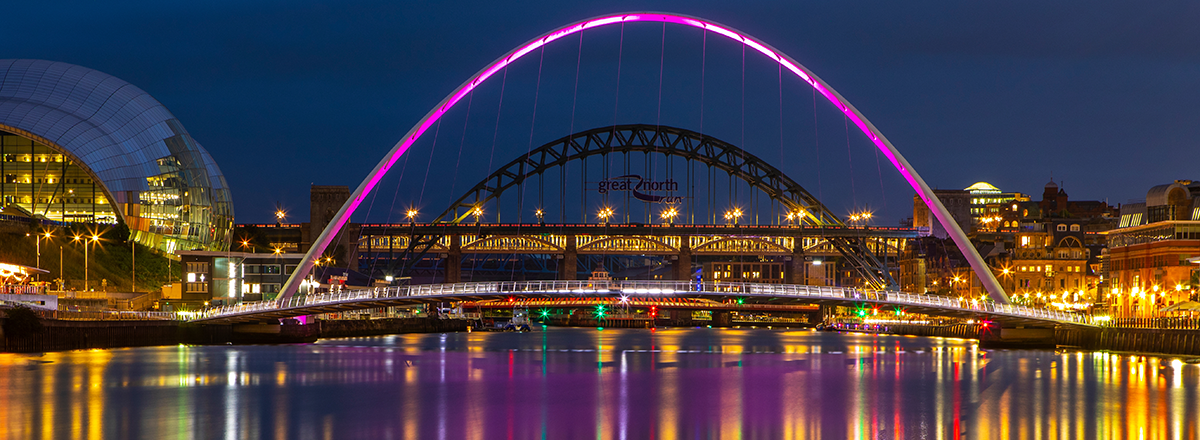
[394,124,898,288]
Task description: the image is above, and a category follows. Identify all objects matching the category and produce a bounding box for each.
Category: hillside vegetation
[0,223,180,293]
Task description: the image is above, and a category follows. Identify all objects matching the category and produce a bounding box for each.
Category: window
[185,282,208,293]
[261,265,281,274]
[1056,224,1067,232]
[185,262,208,273]
[1070,224,1080,232]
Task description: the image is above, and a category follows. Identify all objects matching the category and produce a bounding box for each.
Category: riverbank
[0,317,469,353]
[842,322,1200,356]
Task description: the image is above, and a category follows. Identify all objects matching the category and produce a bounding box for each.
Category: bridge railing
[195,280,1093,325]
[1103,317,1200,330]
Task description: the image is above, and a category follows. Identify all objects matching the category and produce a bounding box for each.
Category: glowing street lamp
[786,209,806,226]
[471,206,484,224]
[660,206,678,225]
[535,208,545,225]
[27,230,52,281]
[597,207,614,224]
[72,232,102,291]
[406,209,419,223]
[724,208,743,225]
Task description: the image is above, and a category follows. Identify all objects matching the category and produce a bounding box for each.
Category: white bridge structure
[194,280,1097,327]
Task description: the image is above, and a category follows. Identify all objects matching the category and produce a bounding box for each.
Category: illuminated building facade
[1004,220,1096,308]
[175,250,304,308]
[1105,180,1200,317]
[913,182,1029,237]
[0,59,233,253]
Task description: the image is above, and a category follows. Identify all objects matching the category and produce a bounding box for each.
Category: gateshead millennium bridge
[197,13,1098,341]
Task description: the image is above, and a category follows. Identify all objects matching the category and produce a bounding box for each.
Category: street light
[724,208,743,225]
[72,232,102,291]
[406,208,418,223]
[597,207,614,224]
[471,206,484,224]
[660,206,678,225]
[535,208,545,225]
[28,231,52,281]
[786,209,806,226]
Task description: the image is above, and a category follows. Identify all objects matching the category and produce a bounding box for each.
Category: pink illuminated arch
[280,12,1011,304]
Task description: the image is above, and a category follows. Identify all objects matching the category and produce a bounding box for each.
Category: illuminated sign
[595,174,682,204]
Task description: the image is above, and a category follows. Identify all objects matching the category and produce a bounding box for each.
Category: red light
[507,296,515,302]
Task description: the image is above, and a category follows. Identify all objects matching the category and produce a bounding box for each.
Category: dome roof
[0,59,224,194]
[964,181,1000,192]
[0,59,233,251]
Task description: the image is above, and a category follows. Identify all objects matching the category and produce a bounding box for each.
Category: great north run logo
[596,175,683,204]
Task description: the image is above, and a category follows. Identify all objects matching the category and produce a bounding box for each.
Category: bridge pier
[444,235,461,283]
[674,238,692,281]
[787,243,806,285]
[979,326,1057,349]
[559,235,577,281]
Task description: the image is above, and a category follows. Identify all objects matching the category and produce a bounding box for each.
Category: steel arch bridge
[280,12,1011,304]
[386,124,897,287]
[437,124,841,225]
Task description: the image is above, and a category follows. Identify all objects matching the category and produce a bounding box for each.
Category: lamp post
[660,206,678,225]
[72,234,100,291]
[724,208,743,226]
[28,231,52,281]
[597,207,614,224]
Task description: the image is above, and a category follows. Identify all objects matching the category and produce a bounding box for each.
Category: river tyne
[1,327,1197,439]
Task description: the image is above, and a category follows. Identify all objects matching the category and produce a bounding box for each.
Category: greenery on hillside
[0,223,179,293]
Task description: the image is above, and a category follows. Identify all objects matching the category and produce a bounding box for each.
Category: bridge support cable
[281,13,1010,304]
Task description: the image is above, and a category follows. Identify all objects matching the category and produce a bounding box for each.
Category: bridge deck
[358,223,923,238]
[194,281,1096,328]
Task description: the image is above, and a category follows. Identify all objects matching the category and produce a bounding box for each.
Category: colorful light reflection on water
[1,328,1198,439]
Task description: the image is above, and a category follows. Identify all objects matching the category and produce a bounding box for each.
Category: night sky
[4,1,1198,224]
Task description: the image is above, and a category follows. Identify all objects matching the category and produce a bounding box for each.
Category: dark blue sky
[4,1,1198,224]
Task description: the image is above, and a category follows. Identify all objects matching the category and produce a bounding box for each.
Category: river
[1,327,1197,439]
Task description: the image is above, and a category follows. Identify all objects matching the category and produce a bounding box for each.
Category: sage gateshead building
[0,59,233,252]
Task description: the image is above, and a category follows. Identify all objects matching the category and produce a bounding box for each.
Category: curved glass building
[0,59,233,253]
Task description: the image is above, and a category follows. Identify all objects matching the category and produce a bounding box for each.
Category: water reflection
[1,328,1198,439]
